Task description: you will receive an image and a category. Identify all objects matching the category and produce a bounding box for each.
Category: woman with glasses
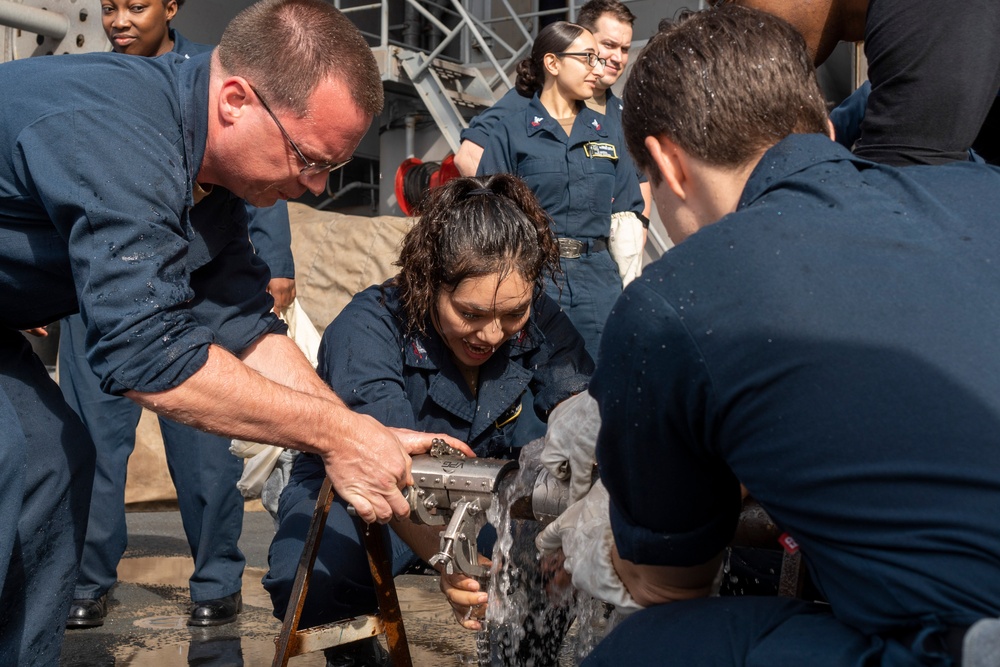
[477,21,644,362]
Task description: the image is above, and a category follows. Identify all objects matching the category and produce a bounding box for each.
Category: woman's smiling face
[433,271,532,372]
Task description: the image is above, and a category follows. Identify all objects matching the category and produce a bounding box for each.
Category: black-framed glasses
[554,52,607,69]
[249,85,353,177]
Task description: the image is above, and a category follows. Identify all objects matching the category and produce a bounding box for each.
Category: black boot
[188,591,242,627]
[66,595,108,629]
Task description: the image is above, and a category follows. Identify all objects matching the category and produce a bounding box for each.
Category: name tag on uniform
[583,142,618,160]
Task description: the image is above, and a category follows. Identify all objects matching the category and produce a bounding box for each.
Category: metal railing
[331,0,608,93]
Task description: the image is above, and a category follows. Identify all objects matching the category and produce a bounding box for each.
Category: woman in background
[478,21,644,361]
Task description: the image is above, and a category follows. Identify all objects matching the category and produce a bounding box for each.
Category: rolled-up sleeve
[461,89,528,148]
[16,110,276,395]
[476,123,515,177]
[591,281,741,567]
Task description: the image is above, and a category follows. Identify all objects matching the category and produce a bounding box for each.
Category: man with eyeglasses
[0,1,469,663]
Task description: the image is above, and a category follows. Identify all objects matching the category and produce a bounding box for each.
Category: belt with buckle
[557,237,608,259]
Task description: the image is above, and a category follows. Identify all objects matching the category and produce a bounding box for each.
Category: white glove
[541,391,601,505]
[535,480,641,614]
[609,211,645,287]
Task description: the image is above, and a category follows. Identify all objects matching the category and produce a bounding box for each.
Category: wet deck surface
[59,509,477,667]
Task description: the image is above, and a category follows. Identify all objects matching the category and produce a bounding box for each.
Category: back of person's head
[622,5,828,178]
[218,0,383,117]
[395,174,559,336]
[577,0,636,33]
[515,21,587,97]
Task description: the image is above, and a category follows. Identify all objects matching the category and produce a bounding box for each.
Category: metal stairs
[348,0,539,151]
[395,48,499,152]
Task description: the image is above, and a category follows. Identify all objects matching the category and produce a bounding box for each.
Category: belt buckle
[558,238,584,259]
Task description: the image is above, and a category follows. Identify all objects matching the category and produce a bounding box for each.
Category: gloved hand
[535,480,641,614]
[609,211,645,287]
[541,391,601,505]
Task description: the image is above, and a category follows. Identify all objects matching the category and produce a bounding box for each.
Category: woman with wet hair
[264,174,593,665]
[478,21,644,361]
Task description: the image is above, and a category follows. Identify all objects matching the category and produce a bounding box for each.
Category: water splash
[469,441,616,665]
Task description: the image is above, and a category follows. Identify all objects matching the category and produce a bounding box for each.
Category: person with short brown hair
[62,0,298,631]
[621,6,829,182]
[538,5,1000,665]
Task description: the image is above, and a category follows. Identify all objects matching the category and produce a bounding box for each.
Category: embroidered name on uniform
[495,402,523,429]
[583,142,618,160]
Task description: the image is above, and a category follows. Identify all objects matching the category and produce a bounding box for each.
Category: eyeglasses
[554,52,607,69]
[250,85,353,177]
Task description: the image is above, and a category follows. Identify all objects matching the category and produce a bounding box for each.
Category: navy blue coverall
[588,134,1000,666]
[0,51,283,665]
[477,93,644,360]
[57,29,294,607]
[264,282,592,635]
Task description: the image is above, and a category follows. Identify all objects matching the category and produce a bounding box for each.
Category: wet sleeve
[591,281,741,567]
[317,289,417,430]
[15,110,215,394]
[186,195,287,355]
[247,201,295,279]
[528,294,594,418]
[857,0,1000,166]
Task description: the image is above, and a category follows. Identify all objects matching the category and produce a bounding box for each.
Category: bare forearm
[126,343,346,454]
[240,332,334,399]
[126,339,470,524]
[454,140,484,177]
[390,519,445,567]
[611,544,722,608]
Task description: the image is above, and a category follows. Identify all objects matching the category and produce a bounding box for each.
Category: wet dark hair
[622,5,829,178]
[514,21,586,97]
[394,174,560,336]
[577,0,636,32]
[218,0,383,117]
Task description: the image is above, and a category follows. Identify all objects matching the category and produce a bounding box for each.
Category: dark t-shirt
[594,133,1000,634]
[857,0,1000,165]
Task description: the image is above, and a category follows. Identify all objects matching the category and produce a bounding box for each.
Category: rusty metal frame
[272,477,413,667]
